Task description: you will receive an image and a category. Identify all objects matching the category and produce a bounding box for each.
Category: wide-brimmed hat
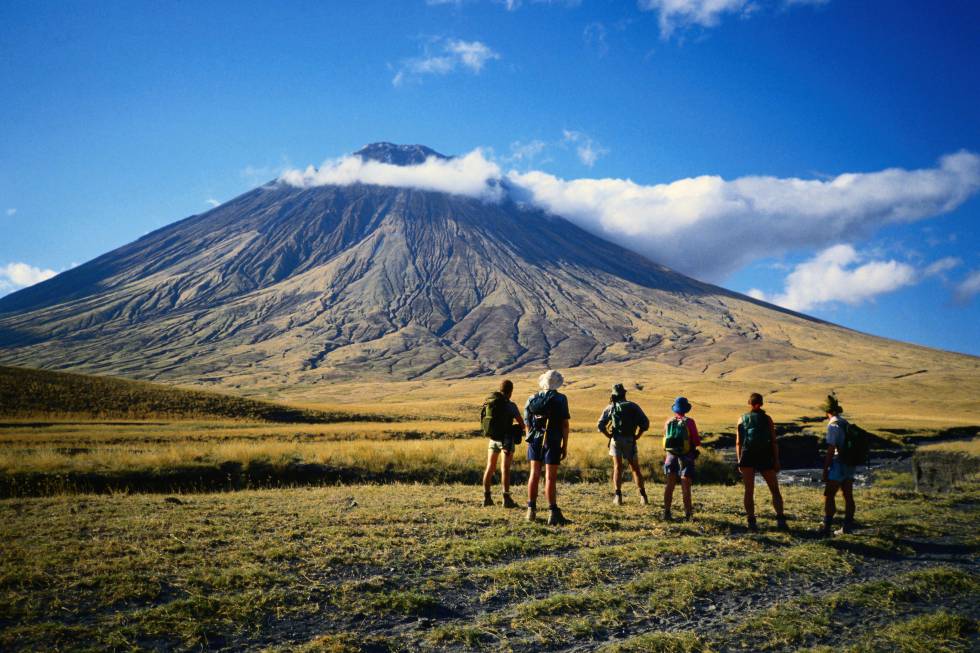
[611,383,627,397]
[820,393,843,415]
[672,396,692,414]
[539,369,564,391]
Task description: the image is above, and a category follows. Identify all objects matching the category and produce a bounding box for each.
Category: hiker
[736,393,788,531]
[524,370,571,526]
[820,393,863,536]
[597,383,650,506]
[662,396,701,520]
[480,379,526,508]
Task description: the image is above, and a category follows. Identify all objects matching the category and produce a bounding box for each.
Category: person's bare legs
[664,473,677,514]
[612,455,623,494]
[740,467,756,522]
[823,479,840,534]
[528,460,542,505]
[841,479,855,523]
[760,470,785,518]
[629,456,647,496]
[483,450,500,493]
[681,477,693,516]
[545,463,559,506]
[501,451,513,495]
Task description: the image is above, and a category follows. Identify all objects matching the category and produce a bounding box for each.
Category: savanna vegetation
[1,474,977,651]
[2,365,978,650]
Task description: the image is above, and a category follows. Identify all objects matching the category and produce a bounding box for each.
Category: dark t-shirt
[525,391,571,440]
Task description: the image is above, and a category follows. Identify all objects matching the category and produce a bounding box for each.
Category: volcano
[0,143,961,387]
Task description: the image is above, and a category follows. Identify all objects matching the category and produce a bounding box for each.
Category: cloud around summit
[279,148,980,287]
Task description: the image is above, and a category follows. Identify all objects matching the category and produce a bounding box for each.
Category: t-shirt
[525,391,571,440]
[663,414,702,449]
[826,416,848,459]
[597,401,651,438]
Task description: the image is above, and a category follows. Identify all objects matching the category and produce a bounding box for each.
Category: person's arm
[636,407,650,440]
[822,424,837,483]
[769,415,780,473]
[688,418,701,448]
[513,404,526,430]
[560,419,570,460]
[735,419,743,463]
[597,407,611,438]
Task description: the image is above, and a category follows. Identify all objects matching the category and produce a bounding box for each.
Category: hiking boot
[818,521,833,538]
[613,491,623,506]
[684,510,694,521]
[547,506,571,526]
[776,516,789,532]
[662,508,673,522]
[639,492,649,506]
[525,506,537,522]
[835,520,855,535]
[502,493,518,509]
[483,492,494,507]
[747,517,759,532]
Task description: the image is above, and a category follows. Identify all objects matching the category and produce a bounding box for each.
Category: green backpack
[740,411,771,459]
[610,401,638,439]
[481,392,513,441]
[836,418,869,466]
[664,417,691,455]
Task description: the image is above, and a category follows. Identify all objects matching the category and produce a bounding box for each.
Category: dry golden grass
[920,437,980,456]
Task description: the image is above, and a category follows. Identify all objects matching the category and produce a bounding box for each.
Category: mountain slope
[0,143,973,387]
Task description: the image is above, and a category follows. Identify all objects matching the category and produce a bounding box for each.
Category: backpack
[740,411,771,459]
[610,401,638,439]
[526,390,555,440]
[664,416,691,455]
[836,418,868,466]
[481,392,513,441]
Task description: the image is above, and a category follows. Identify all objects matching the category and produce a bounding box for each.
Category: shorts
[527,434,563,465]
[609,437,638,461]
[737,453,774,472]
[828,459,856,482]
[488,439,515,454]
[664,453,696,480]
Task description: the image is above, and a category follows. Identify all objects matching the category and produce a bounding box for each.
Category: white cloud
[0,262,57,293]
[584,22,609,57]
[393,39,500,86]
[205,198,221,208]
[278,147,980,283]
[562,129,609,167]
[280,148,503,200]
[639,0,751,37]
[750,245,918,311]
[923,256,961,277]
[509,151,980,279]
[639,0,829,38]
[5,208,15,217]
[506,139,547,165]
[954,270,980,304]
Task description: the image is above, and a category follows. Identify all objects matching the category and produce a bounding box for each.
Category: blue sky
[1,0,978,354]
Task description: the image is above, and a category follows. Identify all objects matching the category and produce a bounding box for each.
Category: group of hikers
[480,370,865,535]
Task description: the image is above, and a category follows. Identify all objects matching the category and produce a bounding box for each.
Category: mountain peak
[354,142,448,166]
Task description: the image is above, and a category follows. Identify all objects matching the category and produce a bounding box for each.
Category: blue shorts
[527,434,563,465]
[828,459,856,482]
[664,453,696,480]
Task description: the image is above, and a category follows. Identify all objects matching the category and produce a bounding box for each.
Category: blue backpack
[526,390,555,439]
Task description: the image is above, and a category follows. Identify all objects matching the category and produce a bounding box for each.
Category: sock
[549,504,558,511]
[527,501,536,509]
[614,489,622,495]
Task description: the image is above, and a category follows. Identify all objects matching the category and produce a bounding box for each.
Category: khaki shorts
[609,437,638,461]
[488,439,515,454]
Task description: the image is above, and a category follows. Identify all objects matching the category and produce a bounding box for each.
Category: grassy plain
[1,475,977,651]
